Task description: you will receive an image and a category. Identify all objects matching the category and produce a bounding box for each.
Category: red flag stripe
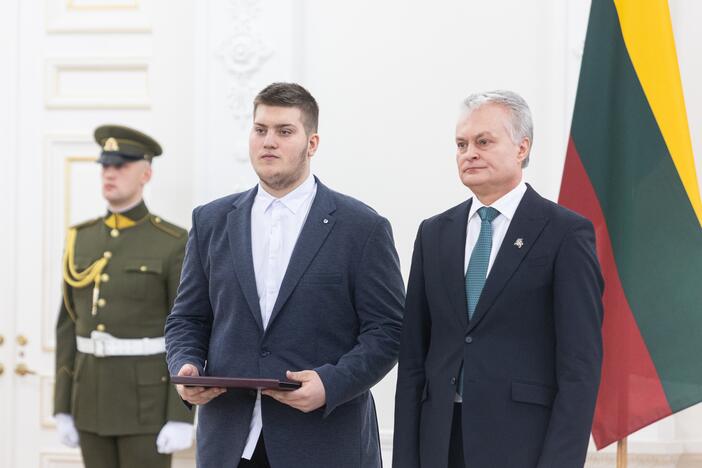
[559,137,671,448]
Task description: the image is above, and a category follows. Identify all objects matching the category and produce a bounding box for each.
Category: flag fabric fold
[558,0,702,449]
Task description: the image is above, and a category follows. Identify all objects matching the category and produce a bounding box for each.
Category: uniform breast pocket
[124,259,163,300]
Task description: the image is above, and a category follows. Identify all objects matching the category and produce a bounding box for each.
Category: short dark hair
[253,82,319,134]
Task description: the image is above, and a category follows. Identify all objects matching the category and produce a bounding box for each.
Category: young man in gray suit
[165,82,405,468]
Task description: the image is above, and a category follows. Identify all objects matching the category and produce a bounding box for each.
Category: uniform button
[101,273,110,282]
[161,376,167,383]
[260,350,270,357]
[465,336,473,344]
[96,324,106,332]
[139,265,148,272]
[103,251,112,259]
[450,377,456,385]
[97,298,107,308]
[110,229,119,238]
[154,217,162,223]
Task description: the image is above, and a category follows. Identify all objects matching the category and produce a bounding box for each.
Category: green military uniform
[53,126,193,468]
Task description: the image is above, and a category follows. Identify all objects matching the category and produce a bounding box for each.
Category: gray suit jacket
[165,178,405,467]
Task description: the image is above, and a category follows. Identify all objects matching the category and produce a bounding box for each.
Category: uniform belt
[76,331,166,357]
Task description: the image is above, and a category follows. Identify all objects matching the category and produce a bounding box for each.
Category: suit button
[97,298,107,308]
[450,377,456,385]
[465,336,473,344]
[96,324,106,332]
[260,350,270,357]
[100,273,110,282]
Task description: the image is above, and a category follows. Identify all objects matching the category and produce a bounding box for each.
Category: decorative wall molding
[42,135,101,351]
[216,0,273,127]
[46,0,151,33]
[40,375,56,429]
[194,0,285,203]
[45,58,151,109]
[40,451,82,468]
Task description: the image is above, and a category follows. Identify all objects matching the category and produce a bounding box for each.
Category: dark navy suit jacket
[393,185,604,468]
[165,179,405,468]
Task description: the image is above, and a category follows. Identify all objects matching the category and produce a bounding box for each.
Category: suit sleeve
[54,287,76,416]
[315,217,405,417]
[165,207,213,379]
[537,218,604,467]
[392,222,430,468]
[165,232,196,422]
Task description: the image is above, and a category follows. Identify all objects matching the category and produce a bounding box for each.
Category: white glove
[55,413,80,448]
[156,421,194,454]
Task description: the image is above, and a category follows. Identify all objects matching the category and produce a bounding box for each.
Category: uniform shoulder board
[149,214,186,238]
[69,217,101,231]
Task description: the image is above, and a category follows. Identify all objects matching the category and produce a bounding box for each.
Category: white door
[1,1,197,466]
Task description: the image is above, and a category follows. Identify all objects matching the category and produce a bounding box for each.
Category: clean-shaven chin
[462,166,487,174]
[102,185,119,197]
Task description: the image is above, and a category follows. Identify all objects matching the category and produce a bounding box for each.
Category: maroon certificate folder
[171,375,301,391]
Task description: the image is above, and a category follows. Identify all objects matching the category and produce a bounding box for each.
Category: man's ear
[307,133,320,158]
[516,137,530,164]
[141,161,153,184]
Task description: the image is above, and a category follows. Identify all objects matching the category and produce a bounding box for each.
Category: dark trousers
[448,403,465,468]
[78,430,171,468]
[238,435,271,468]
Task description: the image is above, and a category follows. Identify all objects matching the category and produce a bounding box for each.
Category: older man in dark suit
[393,90,604,468]
[165,82,404,468]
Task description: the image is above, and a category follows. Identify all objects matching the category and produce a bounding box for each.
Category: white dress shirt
[456,181,527,402]
[464,182,527,276]
[241,173,317,459]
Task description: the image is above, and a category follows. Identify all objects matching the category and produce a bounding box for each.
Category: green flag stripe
[571,0,702,412]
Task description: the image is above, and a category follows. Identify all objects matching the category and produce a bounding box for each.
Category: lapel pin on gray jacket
[323,218,329,224]
[514,238,524,249]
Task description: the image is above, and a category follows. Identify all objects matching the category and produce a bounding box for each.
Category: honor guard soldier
[53,125,194,468]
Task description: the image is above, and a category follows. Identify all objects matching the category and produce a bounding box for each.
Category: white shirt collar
[468,181,527,222]
[255,173,317,214]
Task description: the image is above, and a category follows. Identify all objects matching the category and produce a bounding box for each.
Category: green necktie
[458,206,500,397]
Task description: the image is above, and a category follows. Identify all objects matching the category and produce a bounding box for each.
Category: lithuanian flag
[558,0,702,449]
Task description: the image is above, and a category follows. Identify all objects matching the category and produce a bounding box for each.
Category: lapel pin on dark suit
[514,238,524,249]
[323,218,329,224]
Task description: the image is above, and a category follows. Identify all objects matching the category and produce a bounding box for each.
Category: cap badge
[103,137,120,152]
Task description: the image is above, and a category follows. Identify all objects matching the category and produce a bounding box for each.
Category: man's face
[101,160,151,206]
[455,103,529,197]
[249,105,319,194]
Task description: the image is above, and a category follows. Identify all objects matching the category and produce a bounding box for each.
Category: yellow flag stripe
[613,0,702,226]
